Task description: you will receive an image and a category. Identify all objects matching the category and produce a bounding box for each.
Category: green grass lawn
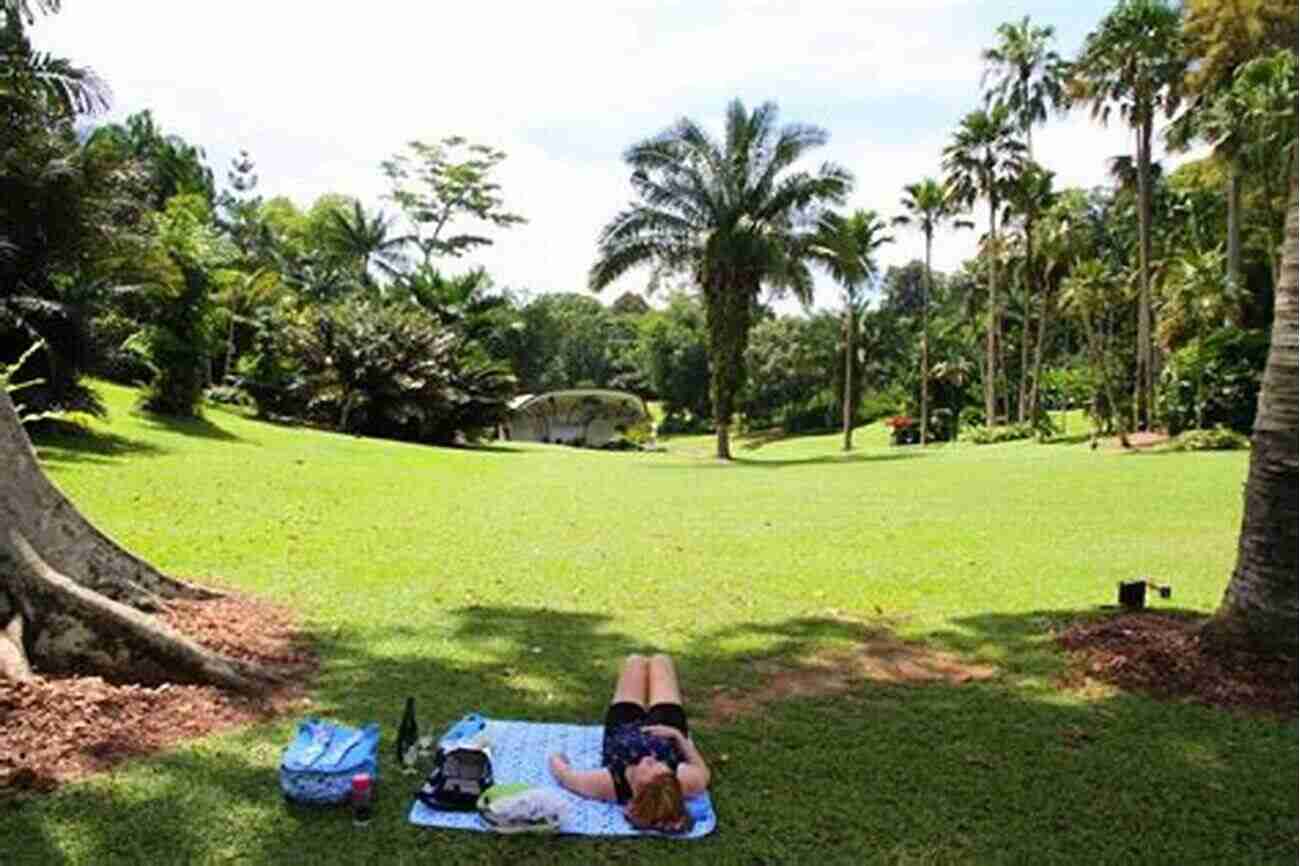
[6,381,1294,865]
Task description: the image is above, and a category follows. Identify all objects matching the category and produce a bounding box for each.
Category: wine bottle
[396,696,420,772]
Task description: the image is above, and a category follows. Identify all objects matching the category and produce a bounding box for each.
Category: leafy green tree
[84,111,215,210]
[381,137,526,267]
[1060,258,1131,446]
[811,209,893,449]
[981,15,1065,159]
[635,292,712,427]
[894,178,971,444]
[125,194,230,416]
[1028,188,1093,419]
[943,103,1024,427]
[1069,0,1187,431]
[590,99,852,458]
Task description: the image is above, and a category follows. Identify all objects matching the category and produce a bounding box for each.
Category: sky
[32,1,1201,312]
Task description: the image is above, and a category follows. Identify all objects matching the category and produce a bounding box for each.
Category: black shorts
[604,700,689,739]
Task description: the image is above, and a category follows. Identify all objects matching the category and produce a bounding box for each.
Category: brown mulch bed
[1056,612,1298,718]
[0,593,317,796]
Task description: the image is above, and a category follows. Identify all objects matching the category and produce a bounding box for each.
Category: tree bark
[1018,216,1035,424]
[1135,118,1154,431]
[985,194,998,428]
[920,229,932,446]
[1202,165,1298,657]
[1226,163,1242,297]
[842,307,854,451]
[0,389,276,690]
[1028,266,1053,424]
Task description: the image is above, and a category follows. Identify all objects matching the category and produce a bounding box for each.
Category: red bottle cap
[351,773,371,792]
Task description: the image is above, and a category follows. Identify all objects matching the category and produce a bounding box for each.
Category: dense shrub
[1037,365,1096,411]
[1166,425,1251,451]
[1158,328,1268,435]
[859,384,909,424]
[963,423,1035,445]
[958,405,985,430]
[85,310,152,384]
[290,299,514,444]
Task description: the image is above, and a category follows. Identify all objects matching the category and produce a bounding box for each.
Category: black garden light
[1117,579,1173,609]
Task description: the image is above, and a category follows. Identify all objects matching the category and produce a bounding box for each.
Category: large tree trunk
[705,274,750,461]
[1135,119,1154,431]
[1202,166,1298,657]
[0,390,275,691]
[920,230,932,446]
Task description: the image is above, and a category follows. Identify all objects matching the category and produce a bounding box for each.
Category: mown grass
[6,381,1294,865]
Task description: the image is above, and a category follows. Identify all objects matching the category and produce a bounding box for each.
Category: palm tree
[215,267,280,382]
[1001,162,1056,422]
[0,0,109,117]
[981,15,1065,160]
[893,179,971,444]
[324,201,408,291]
[1201,161,1297,657]
[1069,0,1186,432]
[590,99,852,459]
[1028,189,1091,422]
[811,209,893,450]
[943,104,1024,427]
[1059,259,1131,448]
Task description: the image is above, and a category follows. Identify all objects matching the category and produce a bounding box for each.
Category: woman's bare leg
[647,654,683,707]
[611,654,649,707]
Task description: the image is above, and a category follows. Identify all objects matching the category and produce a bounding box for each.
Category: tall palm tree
[811,209,893,451]
[943,104,1024,427]
[1069,0,1186,432]
[1001,162,1056,422]
[590,99,852,459]
[0,0,109,117]
[1202,161,1297,657]
[324,201,408,291]
[893,178,971,444]
[981,15,1065,160]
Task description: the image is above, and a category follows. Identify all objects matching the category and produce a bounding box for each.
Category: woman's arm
[640,725,712,795]
[547,753,617,801]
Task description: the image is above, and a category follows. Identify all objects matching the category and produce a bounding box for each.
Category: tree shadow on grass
[30,427,169,466]
[137,410,248,444]
[3,606,1295,865]
[640,452,923,470]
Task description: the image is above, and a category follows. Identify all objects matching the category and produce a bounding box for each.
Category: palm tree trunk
[1018,218,1034,423]
[985,195,998,428]
[224,314,237,384]
[920,230,932,446]
[1201,164,1298,657]
[1135,118,1154,431]
[842,307,854,451]
[1226,162,1242,295]
[1028,269,1053,423]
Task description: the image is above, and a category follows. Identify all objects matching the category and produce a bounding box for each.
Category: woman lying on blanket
[548,653,711,833]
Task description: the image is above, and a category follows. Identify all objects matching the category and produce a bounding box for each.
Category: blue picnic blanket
[408,719,717,838]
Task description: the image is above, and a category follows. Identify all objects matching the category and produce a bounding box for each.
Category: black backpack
[416,745,495,811]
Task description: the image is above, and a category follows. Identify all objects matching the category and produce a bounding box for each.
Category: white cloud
[29,0,1189,314]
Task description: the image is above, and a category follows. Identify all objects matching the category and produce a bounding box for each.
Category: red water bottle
[351,773,373,826]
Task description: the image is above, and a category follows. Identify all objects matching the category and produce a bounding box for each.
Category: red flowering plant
[885,414,919,445]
